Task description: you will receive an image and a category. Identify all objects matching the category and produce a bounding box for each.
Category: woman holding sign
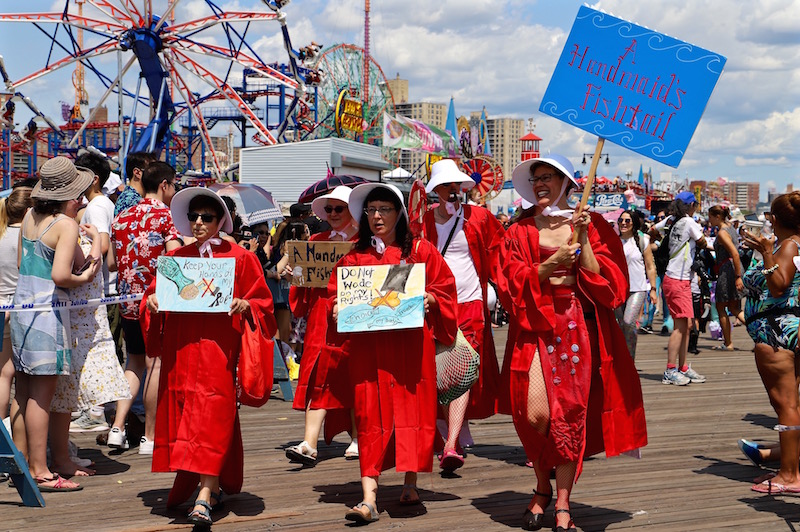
[330,183,458,524]
[286,185,359,466]
[498,155,646,532]
[142,188,276,528]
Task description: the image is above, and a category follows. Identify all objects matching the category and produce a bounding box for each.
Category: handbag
[435,329,480,405]
[237,312,275,407]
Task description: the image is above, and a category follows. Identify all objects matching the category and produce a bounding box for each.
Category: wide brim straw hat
[311,185,352,221]
[348,182,408,225]
[511,154,578,204]
[425,158,476,194]
[31,156,95,201]
[170,187,233,236]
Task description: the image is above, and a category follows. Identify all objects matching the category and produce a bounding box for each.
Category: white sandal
[344,439,359,460]
[285,440,317,466]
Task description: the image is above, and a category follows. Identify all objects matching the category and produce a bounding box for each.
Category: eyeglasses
[324,205,346,214]
[364,207,396,217]
[656,216,665,221]
[618,219,632,224]
[187,212,217,223]
[528,173,559,185]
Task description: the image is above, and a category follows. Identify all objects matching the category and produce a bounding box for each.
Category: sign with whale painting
[336,263,426,333]
[155,256,235,313]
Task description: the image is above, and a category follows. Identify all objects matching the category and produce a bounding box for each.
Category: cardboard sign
[155,256,235,313]
[337,263,426,333]
[288,240,354,288]
[540,6,726,167]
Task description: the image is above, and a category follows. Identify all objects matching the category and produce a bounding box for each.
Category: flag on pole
[480,107,491,156]
[445,97,458,140]
[637,164,644,186]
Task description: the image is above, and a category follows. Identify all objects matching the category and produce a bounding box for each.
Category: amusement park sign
[335,89,364,136]
[539,6,726,167]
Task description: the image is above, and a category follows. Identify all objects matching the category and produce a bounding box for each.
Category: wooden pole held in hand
[571,137,605,244]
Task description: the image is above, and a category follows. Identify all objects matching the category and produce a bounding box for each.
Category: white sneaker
[107,427,129,450]
[138,436,154,455]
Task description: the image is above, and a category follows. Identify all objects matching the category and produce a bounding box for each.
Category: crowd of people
[0,151,799,530]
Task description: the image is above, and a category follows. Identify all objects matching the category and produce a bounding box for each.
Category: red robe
[329,238,458,477]
[289,231,353,442]
[422,205,505,419]
[141,241,276,506]
[498,212,647,476]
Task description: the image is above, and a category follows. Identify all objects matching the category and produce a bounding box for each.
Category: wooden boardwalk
[3,320,800,531]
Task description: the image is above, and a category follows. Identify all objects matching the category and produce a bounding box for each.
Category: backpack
[653,223,674,278]
[654,217,690,277]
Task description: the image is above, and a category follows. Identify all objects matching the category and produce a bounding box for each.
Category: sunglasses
[324,205,346,214]
[618,219,632,224]
[187,212,217,223]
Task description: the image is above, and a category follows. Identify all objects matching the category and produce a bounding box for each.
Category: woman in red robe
[329,183,458,524]
[499,155,647,532]
[286,185,358,465]
[142,188,275,528]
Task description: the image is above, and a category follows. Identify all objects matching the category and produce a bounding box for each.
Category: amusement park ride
[0,0,503,203]
[0,0,326,187]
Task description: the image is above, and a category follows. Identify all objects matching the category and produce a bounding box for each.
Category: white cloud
[0,0,797,191]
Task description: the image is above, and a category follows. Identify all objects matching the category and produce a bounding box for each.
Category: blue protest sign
[540,6,726,167]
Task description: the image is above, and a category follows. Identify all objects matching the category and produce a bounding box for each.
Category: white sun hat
[170,187,233,236]
[348,182,407,224]
[425,158,476,194]
[311,185,352,221]
[511,154,578,205]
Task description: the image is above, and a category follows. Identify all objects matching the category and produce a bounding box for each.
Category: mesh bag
[435,329,480,405]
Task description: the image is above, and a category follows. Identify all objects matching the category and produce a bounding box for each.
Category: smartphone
[75,256,99,275]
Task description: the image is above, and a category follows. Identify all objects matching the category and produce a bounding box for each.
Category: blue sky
[1,0,797,199]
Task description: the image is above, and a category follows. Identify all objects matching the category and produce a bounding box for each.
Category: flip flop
[399,484,421,506]
[345,501,379,523]
[35,474,83,492]
[712,345,735,351]
[285,441,317,466]
[344,440,359,460]
[751,479,800,494]
[439,449,465,471]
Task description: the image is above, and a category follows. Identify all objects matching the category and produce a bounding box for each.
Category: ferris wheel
[312,43,395,146]
[0,0,318,179]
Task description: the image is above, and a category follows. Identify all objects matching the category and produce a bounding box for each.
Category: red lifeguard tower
[520,131,542,162]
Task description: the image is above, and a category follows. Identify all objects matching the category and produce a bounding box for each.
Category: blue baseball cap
[676,191,698,204]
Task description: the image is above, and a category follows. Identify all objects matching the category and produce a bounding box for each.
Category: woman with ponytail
[708,205,745,350]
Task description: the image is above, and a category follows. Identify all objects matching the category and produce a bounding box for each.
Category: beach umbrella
[208,183,283,226]
[298,173,369,203]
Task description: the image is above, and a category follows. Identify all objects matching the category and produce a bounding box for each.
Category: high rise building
[723,181,760,213]
[385,74,408,105]
[485,116,524,182]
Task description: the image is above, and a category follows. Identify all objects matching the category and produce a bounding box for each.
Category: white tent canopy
[384,167,413,178]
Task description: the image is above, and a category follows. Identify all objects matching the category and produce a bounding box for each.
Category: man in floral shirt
[109,160,181,454]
